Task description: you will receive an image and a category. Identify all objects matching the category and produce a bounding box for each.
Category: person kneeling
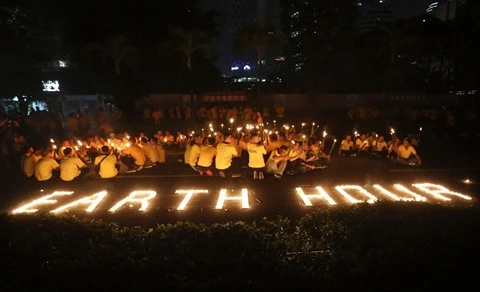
[396,138,422,166]
[197,137,216,176]
[247,133,267,179]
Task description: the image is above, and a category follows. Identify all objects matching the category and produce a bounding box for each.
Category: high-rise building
[426,0,465,21]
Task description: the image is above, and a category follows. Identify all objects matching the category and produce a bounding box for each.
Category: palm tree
[168,27,212,107]
[233,23,277,94]
[88,34,136,77]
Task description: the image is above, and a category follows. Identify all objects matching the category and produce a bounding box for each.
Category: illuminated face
[403,139,410,147]
[379,136,385,142]
[345,135,352,142]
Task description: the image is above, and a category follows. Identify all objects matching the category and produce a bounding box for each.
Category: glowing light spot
[463,179,472,184]
[335,185,377,204]
[393,184,427,201]
[175,189,208,211]
[215,189,249,209]
[50,191,107,214]
[296,187,337,206]
[12,191,74,214]
[373,184,401,201]
[108,190,157,212]
[413,183,472,201]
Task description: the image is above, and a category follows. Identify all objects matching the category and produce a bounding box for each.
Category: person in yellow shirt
[35,149,60,181]
[60,147,88,181]
[197,137,217,176]
[338,135,355,157]
[121,137,146,173]
[372,135,388,157]
[285,141,306,176]
[139,137,158,168]
[247,133,267,179]
[265,145,289,179]
[23,147,42,178]
[151,137,165,163]
[215,133,240,178]
[388,137,401,161]
[188,135,203,172]
[396,138,422,166]
[94,146,119,179]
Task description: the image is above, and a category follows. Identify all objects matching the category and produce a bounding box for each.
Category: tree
[87,34,136,77]
[168,27,212,107]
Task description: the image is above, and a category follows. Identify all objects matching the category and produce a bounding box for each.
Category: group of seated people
[338,132,422,166]
[21,134,169,182]
[184,130,331,179]
[20,127,422,183]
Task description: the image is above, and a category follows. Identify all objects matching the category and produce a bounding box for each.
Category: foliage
[1,203,480,290]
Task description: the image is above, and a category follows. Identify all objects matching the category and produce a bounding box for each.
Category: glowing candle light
[393,184,427,201]
[412,183,472,201]
[126,142,131,148]
[12,191,74,214]
[373,184,401,201]
[50,138,54,143]
[328,139,337,156]
[215,188,249,209]
[335,185,377,204]
[109,190,157,212]
[296,187,337,206]
[175,189,208,211]
[51,191,107,213]
[77,140,82,146]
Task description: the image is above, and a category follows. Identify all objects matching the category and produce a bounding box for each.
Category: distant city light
[243,65,251,71]
[42,80,60,92]
[231,66,239,71]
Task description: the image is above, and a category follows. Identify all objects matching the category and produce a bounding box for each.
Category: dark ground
[1,134,478,226]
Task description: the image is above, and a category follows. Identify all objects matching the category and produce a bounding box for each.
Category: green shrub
[1,203,479,290]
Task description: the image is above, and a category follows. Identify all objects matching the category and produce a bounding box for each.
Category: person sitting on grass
[150,137,165,164]
[355,134,370,155]
[121,137,146,173]
[94,146,119,179]
[34,148,60,182]
[23,146,42,178]
[387,137,401,161]
[395,138,422,166]
[265,145,289,179]
[339,135,355,157]
[60,147,88,181]
[139,137,158,168]
[197,137,217,176]
[188,134,203,173]
[372,135,388,157]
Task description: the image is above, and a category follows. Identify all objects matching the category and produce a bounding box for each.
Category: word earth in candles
[10,183,472,215]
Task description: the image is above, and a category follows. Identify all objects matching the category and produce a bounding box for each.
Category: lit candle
[328,139,337,156]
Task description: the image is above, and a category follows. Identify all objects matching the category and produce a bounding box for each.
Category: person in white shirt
[396,138,422,166]
[94,146,119,179]
[60,147,88,181]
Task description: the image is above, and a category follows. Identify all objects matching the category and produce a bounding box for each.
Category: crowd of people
[12,115,423,182]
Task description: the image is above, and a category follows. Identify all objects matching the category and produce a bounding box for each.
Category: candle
[328,139,337,156]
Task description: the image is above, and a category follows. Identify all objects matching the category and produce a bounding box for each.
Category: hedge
[1,202,479,290]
